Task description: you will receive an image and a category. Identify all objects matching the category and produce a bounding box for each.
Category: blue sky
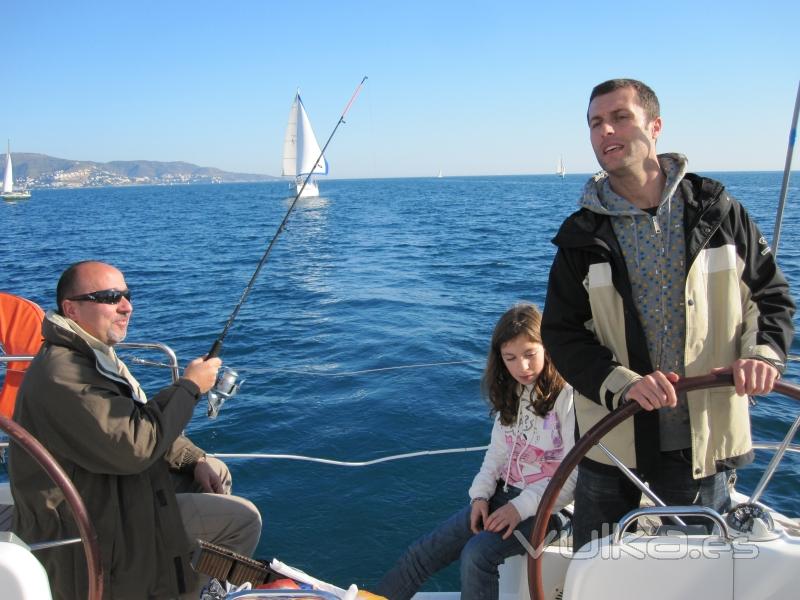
[3,1,799,179]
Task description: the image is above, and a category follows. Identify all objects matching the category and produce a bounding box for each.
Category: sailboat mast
[772,80,800,258]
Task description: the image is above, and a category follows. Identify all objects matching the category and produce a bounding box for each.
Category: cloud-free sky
[4,1,798,178]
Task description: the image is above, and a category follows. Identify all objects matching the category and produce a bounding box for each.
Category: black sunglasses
[67,289,132,305]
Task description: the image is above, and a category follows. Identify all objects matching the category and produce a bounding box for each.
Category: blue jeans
[572,450,734,551]
[374,485,563,600]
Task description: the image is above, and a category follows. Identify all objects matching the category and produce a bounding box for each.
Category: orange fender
[0,292,45,418]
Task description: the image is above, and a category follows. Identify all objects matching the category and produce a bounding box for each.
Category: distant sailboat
[2,141,31,201]
[282,92,328,198]
[556,155,566,178]
[436,169,443,178]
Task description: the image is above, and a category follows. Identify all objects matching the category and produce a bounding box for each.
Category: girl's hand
[470,499,489,534]
[484,503,522,539]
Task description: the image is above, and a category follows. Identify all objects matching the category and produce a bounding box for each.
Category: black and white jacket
[542,169,795,478]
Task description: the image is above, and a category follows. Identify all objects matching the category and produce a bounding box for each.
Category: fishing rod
[206,76,368,417]
[772,80,800,257]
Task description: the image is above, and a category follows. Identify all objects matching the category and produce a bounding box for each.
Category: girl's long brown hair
[480,303,565,425]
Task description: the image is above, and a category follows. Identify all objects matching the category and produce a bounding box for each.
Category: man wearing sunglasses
[9,260,262,600]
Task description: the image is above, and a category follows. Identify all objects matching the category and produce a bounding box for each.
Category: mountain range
[4,153,279,188]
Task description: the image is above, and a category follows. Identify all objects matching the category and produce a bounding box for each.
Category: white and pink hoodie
[468,384,577,520]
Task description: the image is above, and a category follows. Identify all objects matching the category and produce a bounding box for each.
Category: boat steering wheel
[526,372,800,600]
[0,415,103,600]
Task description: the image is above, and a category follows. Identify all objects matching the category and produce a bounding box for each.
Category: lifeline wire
[127,357,483,376]
[208,76,368,359]
[245,359,483,377]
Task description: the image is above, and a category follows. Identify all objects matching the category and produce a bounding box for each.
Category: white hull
[295,178,320,198]
[2,191,31,201]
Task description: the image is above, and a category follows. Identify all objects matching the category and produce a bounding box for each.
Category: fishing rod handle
[207,339,222,359]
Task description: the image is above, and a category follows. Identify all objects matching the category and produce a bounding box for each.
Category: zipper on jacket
[651,215,661,234]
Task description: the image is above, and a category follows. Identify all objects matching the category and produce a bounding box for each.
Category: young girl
[374,303,576,600]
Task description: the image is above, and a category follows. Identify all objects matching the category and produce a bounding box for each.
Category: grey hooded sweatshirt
[579,152,690,450]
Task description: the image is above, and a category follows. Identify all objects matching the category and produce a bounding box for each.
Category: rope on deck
[210,445,489,467]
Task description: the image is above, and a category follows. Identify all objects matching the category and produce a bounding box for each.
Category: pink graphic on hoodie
[504,411,564,486]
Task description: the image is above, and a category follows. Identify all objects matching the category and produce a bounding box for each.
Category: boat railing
[115,341,181,383]
[0,341,180,383]
[0,354,35,362]
[613,505,732,544]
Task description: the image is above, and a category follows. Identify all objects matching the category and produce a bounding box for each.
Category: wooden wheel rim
[0,415,103,600]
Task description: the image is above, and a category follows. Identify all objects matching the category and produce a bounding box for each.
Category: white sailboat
[556,155,566,178]
[282,92,328,198]
[2,140,31,201]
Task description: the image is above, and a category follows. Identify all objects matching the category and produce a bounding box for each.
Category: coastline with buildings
[1,152,278,189]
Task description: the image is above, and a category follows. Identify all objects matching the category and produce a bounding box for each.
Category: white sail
[281,98,299,177]
[281,93,328,178]
[3,142,13,194]
[296,97,328,177]
[1,140,31,200]
[556,156,566,178]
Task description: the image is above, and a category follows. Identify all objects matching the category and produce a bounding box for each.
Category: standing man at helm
[10,260,262,599]
[541,79,795,550]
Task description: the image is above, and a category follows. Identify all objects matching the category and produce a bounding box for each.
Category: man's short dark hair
[56,261,94,315]
[589,78,660,123]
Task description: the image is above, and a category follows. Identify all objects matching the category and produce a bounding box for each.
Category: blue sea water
[1,172,799,591]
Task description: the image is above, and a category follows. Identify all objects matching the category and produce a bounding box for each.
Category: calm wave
[2,172,799,590]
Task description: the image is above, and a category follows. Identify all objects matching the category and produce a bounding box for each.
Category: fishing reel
[207,367,244,419]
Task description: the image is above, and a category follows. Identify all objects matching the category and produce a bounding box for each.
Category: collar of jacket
[42,311,148,404]
[680,173,731,265]
[553,173,730,258]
